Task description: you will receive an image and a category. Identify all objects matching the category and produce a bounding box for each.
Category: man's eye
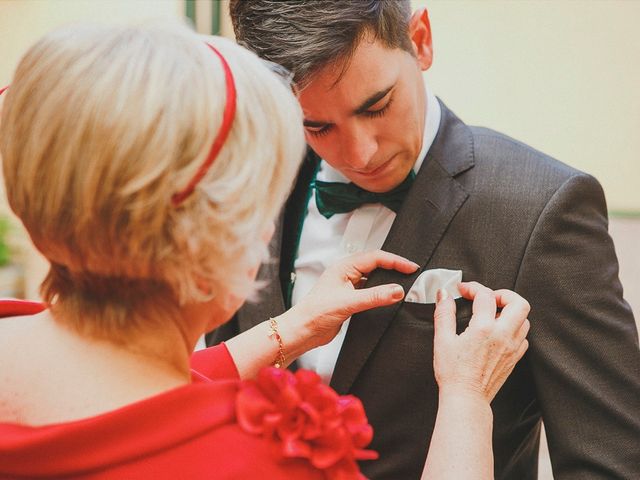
[364,97,394,119]
[306,125,332,137]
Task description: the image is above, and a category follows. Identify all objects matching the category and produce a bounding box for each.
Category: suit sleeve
[514,173,640,479]
[205,314,240,347]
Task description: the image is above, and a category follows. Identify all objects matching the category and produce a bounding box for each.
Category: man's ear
[409,7,433,71]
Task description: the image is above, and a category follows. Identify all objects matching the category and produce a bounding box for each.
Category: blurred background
[0,1,638,478]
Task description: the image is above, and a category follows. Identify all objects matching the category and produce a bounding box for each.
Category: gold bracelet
[268,317,286,368]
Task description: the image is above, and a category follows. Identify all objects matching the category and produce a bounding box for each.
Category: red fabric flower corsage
[236,367,378,479]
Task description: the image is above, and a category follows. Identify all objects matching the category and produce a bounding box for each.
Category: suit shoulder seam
[513,172,592,287]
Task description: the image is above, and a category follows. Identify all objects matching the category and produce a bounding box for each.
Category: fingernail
[436,288,449,303]
[411,261,420,269]
[391,285,404,300]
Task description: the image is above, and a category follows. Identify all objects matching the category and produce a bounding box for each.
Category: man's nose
[340,125,377,170]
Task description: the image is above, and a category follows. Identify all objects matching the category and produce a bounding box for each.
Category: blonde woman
[0,24,529,479]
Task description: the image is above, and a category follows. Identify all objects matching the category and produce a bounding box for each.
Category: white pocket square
[405,268,462,304]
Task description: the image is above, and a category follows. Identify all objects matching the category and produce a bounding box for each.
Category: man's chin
[351,172,407,193]
[347,157,413,192]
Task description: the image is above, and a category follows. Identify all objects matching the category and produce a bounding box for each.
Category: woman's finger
[493,289,531,329]
[459,282,497,326]
[473,290,497,325]
[514,338,529,363]
[458,281,494,300]
[461,283,530,333]
[342,283,405,315]
[514,318,530,343]
[434,288,457,345]
[340,250,419,284]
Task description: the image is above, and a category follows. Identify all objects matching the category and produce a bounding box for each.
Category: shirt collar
[318,84,440,183]
[413,87,440,175]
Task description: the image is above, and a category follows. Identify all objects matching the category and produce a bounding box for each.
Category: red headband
[171,43,237,206]
[0,43,237,207]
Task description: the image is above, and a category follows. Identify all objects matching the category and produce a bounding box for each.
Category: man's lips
[353,156,395,177]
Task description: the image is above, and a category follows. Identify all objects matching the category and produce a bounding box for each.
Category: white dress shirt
[292,88,441,384]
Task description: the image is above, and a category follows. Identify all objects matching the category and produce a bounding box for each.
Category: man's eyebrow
[303,119,327,128]
[353,86,394,115]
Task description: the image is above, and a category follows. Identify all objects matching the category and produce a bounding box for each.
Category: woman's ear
[195,276,214,296]
[409,7,434,71]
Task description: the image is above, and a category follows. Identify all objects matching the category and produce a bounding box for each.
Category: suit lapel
[330,101,474,394]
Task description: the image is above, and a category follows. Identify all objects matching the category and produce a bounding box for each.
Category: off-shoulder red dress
[0,300,376,479]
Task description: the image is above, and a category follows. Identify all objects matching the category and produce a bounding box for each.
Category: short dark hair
[229,0,413,87]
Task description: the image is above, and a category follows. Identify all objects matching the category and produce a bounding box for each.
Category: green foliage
[0,216,11,267]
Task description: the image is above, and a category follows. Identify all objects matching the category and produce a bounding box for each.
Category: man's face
[299,37,428,193]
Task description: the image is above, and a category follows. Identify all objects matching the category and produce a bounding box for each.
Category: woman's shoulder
[227,367,378,479]
[0,365,375,479]
[0,299,46,358]
[0,377,317,479]
[0,300,49,423]
[179,366,378,478]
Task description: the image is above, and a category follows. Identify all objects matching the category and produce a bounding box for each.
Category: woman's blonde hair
[0,23,305,337]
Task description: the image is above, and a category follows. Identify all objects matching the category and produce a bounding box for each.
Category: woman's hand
[421,281,528,480]
[433,281,530,403]
[227,250,417,379]
[285,249,419,349]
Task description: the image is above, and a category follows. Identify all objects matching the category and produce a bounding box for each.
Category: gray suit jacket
[209,100,640,479]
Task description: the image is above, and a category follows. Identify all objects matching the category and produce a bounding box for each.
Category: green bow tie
[314,171,416,219]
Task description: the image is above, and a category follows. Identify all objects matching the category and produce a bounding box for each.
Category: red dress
[0,301,376,479]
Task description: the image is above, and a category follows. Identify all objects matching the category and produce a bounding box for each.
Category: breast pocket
[400,297,473,334]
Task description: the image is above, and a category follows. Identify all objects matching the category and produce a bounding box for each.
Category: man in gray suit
[210,1,640,478]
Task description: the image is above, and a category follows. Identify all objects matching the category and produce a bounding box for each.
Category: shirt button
[290,272,296,283]
[346,242,358,253]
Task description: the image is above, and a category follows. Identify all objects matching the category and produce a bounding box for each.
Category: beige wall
[415,0,640,213]
[0,0,183,85]
[0,0,183,298]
